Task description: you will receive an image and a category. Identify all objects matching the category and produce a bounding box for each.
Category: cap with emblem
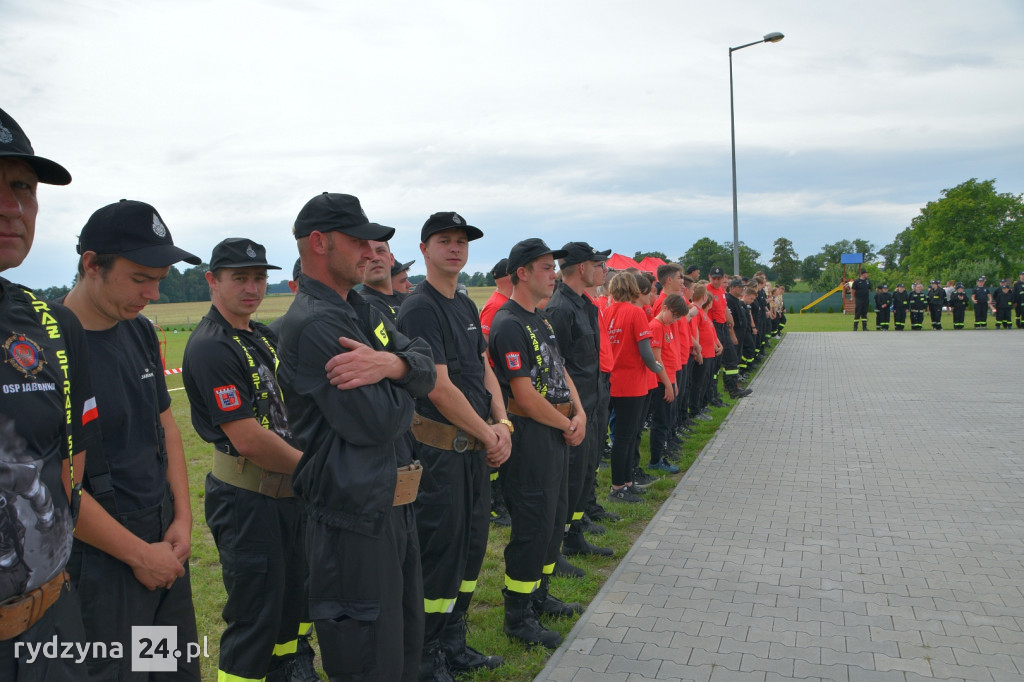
[491,258,510,280]
[1001,279,1010,287]
[977,275,987,281]
[930,279,939,284]
[728,278,743,288]
[293,193,394,241]
[955,282,964,289]
[709,266,725,278]
[0,107,71,185]
[896,283,905,288]
[880,283,888,289]
[391,259,415,277]
[209,238,280,272]
[77,199,200,267]
[507,238,567,273]
[560,241,609,267]
[420,211,483,243]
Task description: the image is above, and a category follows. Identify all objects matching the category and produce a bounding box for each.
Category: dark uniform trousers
[306,504,422,682]
[68,492,200,681]
[500,416,569,595]
[0,587,89,682]
[974,302,989,328]
[714,322,740,393]
[582,372,612,513]
[414,443,490,644]
[674,365,689,429]
[204,475,306,680]
[928,303,944,329]
[688,359,710,417]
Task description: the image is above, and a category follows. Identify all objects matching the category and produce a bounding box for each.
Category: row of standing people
[851,273,1024,330]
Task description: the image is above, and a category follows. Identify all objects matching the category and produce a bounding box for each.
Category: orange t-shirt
[606,301,653,397]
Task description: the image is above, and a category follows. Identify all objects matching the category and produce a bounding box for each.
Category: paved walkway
[538,332,1024,682]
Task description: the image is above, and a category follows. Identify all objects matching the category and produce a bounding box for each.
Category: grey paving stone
[536,333,1024,682]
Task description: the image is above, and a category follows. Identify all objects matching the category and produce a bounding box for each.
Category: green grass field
[157,310,776,680]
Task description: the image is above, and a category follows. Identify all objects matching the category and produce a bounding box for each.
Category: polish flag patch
[214,385,242,411]
[81,396,98,425]
[505,352,522,370]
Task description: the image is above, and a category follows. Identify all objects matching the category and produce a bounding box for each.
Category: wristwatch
[498,418,514,435]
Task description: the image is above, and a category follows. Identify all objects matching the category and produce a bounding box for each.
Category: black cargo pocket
[309,599,380,676]
[220,552,267,624]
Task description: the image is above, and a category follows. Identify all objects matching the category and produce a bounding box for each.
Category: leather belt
[212,446,294,499]
[411,412,485,453]
[394,461,423,506]
[506,397,574,419]
[0,570,67,641]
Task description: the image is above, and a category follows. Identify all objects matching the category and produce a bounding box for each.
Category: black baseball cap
[977,275,987,281]
[684,265,699,275]
[955,282,964,288]
[930,279,939,284]
[1001,279,1010,287]
[728,278,743,288]
[391,259,414,277]
[507,238,567,273]
[560,241,609,267]
[880,283,889,289]
[896,283,905,288]
[420,212,483,243]
[491,258,510,280]
[709,266,725,278]
[291,258,301,281]
[77,200,200,267]
[293,193,394,241]
[209,238,280,272]
[0,107,71,185]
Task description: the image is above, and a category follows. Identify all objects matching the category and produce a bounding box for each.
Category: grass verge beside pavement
[163,328,781,680]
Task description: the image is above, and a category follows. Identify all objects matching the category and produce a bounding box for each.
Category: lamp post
[730,31,784,276]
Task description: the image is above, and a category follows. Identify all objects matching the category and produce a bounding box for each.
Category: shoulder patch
[214,385,242,411]
[505,351,522,370]
[374,321,390,347]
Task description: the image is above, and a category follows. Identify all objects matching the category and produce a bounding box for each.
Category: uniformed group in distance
[1,107,781,682]
[847,270,1024,331]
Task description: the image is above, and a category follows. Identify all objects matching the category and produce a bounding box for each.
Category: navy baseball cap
[420,211,483,243]
[709,266,725,278]
[77,200,200,267]
[293,193,395,241]
[209,238,280,272]
[560,241,609,267]
[880,283,889,289]
[507,238,567,273]
[0,107,71,185]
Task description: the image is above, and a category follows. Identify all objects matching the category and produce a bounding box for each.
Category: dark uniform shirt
[488,300,570,405]
[908,290,927,311]
[994,287,1014,310]
[1,281,99,600]
[852,278,871,300]
[71,312,171,513]
[360,286,406,326]
[927,287,947,309]
[1014,279,1024,304]
[276,274,435,538]
[891,289,909,311]
[949,291,969,312]
[397,281,491,424]
[972,286,990,305]
[874,291,892,310]
[183,305,294,449]
[725,292,747,338]
[545,282,600,410]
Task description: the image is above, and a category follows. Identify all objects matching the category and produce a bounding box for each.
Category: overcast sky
[5,0,1023,289]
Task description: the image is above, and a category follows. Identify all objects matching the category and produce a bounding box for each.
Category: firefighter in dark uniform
[993,279,1014,329]
[1014,272,1024,329]
[276,193,436,681]
[891,283,908,330]
[873,284,891,330]
[949,283,969,329]
[396,212,509,680]
[927,279,947,330]
[361,239,409,324]
[62,200,201,681]
[545,242,614,564]
[182,239,318,682]
[0,107,98,682]
[488,238,586,650]
[972,276,991,329]
[908,282,927,330]
[850,270,871,331]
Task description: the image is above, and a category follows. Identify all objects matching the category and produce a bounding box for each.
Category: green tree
[633,250,668,262]
[818,239,876,267]
[722,241,763,277]
[769,238,799,287]
[896,178,1024,279]
[678,238,730,275]
[800,254,825,282]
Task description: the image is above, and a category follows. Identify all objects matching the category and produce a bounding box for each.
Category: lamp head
[764,32,785,43]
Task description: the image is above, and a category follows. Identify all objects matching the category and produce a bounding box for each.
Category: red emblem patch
[214,385,241,411]
[505,352,522,370]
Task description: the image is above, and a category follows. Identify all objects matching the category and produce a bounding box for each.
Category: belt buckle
[452,431,471,453]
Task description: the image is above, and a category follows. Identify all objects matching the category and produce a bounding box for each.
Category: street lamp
[730,31,784,275]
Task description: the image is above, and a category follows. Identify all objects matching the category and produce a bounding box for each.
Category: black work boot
[562,524,613,557]
[418,642,456,682]
[287,637,320,682]
[531,576,583,618]
[553,553,585,578]
[502,589,562,649]
[586,502,620,522]
[577,513,605,535]
[441,612,503,672]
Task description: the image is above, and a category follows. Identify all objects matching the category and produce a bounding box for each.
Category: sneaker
[607,486,642,503]
[650,460,680,474]
[622,483,648,496]
[710,397,726,408]
[632,468,656,486]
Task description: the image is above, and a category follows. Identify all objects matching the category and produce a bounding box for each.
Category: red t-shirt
[649,317,679,375]
[606,301,653,397]
[590,293,613,373]
[480,290,509,338]
[692,308,716,359]
[707,284,727,323]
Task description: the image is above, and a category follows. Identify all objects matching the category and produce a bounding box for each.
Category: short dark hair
[76,252,119,279]
[662,294,687,317]
[656,263,682,284]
